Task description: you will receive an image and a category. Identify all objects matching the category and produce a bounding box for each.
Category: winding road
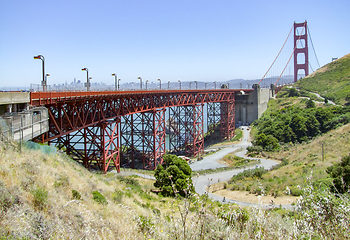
[190,127,292,209]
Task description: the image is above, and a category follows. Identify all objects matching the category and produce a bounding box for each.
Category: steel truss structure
[169,104,204,157]
[30,89,248,173]
[52,118,120,172]
[207,102,221,136]
[220,100,235,141]
[120,108,166,170]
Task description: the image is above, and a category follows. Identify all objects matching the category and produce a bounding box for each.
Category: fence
[0,107,49,142]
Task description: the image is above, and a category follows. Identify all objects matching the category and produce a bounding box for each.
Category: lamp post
[189,82,192,90]
[240,83,242,89]
[195,81,197,90]
[168,81,170,89]
[146,80,148,90]
[112,73,117,91]
[34,55,46,91]
[158,78,161,90]
[118,79,121,90]
[138,77,142,90]
[45,74,50,90]
[82,68,90,91]
[205,82,207,89]
[214,81,216,89]
[178,80,181,90]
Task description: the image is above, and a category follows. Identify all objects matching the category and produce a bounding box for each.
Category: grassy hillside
[227,122,350,198]
[1,140,350,239]
[296,53,350,105]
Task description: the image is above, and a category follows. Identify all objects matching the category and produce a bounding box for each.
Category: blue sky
[0,0,349,88]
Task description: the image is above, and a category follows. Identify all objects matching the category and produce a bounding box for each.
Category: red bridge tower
[294,21,309,82]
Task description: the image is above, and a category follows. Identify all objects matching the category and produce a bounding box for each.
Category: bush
[32,187,48,210]
[154,154,194,197]
[290,187,302,196]
[71,190,81,200]
[92,191,108,205]
[326,154,350,194]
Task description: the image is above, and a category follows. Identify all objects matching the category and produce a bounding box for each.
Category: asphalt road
[190,127,292,209]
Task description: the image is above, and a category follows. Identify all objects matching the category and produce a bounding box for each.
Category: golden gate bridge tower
[294,21,309,82]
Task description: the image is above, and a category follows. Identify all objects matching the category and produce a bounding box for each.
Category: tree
[154,154,194,197]
[305,114,320,138]
[315,108,334,133]
[253,133,279,151]
[289,114,308,143]
[306,99,316,108]
[326,155,350,194]
[288,88,300,97]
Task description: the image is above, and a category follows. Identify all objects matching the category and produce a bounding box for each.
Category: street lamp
[82,68,90,91]
[168,81,170,89]
[158,78,161,90]
[146,80,148,90]
[189,82,192,89]
[214,81,216,89]
[205,82,207,89]
[178,80,181,90]
[112,73,117,91]
[195,81,197,90]
[45,74,50,90]
[118,79,121,90]
[33,55,46,91]
[138,77,142,90]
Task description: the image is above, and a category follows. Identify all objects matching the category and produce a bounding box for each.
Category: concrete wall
[0,92,30,104]
[0,92,30,115]
[235,84,275,125]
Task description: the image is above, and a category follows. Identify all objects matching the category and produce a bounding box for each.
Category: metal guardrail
[0,107,49,142]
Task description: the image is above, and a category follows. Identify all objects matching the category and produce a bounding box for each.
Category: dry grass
[1,138,350,239]
[0,141,164,239]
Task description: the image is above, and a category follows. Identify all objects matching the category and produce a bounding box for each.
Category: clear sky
[1,0,349,88]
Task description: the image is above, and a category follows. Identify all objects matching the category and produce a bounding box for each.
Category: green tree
[253,133,279,151]
[154,154,194,197]
[326,155,350,194]
[315,108,334,133]
[288,88,300,97]
[306,99,316,108]
[305,114,320,138]
[289,114,307,142]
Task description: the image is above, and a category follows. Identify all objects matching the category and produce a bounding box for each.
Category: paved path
[190,127,292,209]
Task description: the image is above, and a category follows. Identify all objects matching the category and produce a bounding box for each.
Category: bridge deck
[30,89,253,106]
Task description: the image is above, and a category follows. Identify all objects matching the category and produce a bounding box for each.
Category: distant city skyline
[1,0,349,89]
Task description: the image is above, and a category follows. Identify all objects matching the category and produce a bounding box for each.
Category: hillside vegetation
[296,53,350,105]
[231,53,350,199]
[1,140,350,239]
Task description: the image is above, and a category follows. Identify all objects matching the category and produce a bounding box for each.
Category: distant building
[332,57,338,61]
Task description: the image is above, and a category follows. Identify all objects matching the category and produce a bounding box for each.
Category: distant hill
[296,53,350,105]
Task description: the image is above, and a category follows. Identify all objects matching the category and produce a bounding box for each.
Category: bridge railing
[0,107,49,142]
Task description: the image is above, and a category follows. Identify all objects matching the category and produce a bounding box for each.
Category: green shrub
[326,154,350,194]
[72,190,81,200]
[290,187,302,196]
[32,187,48,210]
[92,191,108,205]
